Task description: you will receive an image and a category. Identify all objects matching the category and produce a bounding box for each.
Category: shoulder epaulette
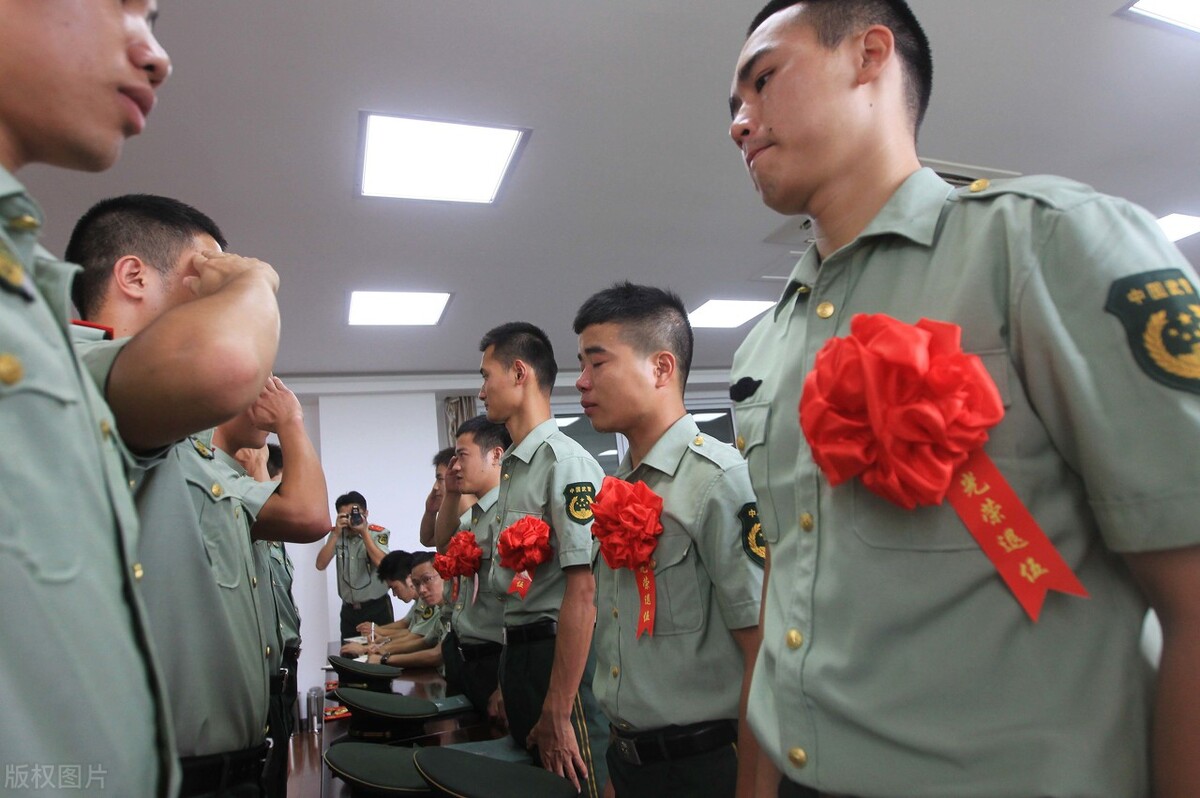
[368,524,385,532]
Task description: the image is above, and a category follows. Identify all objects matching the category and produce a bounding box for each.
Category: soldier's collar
[506,417,556,464]
[620,414,696,478]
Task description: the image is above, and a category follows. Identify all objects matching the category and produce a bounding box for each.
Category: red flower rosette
[590,476,664,638]
[496,516,553,599]
[434,530,483,602]
[800,313,1087,621]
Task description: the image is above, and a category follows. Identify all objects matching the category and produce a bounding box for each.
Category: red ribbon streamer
[801,313,1088,620]
[591,476,664,638]
[497,516,553,600]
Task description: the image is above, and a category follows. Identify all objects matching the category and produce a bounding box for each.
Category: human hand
[526,709,587,792]
[487,687,507,731]
[234,445,269,481]
[182,250,279,297]
[340,642,366,656]
[246,376,302,433]
[443,456,463,494]
[424,481,443,515]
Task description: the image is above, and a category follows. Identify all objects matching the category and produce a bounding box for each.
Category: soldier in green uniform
[421,447,477,548]
[69,195,329,795]
[478,322,610,796]
[726,2,1200,796]
[0,4,176,794]
[434,415,512,719]
[215,413,323,798]
[318,491,394,640]
[573,284,764,798]
[365,552,454,668]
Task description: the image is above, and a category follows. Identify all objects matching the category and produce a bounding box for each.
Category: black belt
[502,619,557,645]
[609,720,736,766]
[459,640,503,662]
[178,743,268,796]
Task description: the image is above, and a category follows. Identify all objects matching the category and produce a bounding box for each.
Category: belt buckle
[614,737,642,766]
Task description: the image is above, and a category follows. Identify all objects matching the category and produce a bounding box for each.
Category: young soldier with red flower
[477,322,610,796]
[433,414,513,721]
[575,283,764,798]
[728,1,1200,796]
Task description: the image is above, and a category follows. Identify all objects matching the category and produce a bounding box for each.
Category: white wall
[287,389,441,702]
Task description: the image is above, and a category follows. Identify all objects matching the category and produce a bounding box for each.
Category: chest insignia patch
[1106,269,1200,395]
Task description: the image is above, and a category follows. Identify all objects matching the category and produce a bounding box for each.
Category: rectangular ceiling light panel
[360,114,526,203]
[348,291,450,326]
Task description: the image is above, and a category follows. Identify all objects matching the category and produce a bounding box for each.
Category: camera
[349,505,363,527]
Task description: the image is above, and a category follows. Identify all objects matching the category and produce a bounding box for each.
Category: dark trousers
[262,650,299,798]
[607,740,737,798]
[339,595,393,641]
[499,636,609,798]
[442,629,502,716]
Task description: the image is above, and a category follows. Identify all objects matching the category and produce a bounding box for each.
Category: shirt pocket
[185,471,247,589]
[643,530,703,636]
[850,349,1014,552]
[0,337,87,581]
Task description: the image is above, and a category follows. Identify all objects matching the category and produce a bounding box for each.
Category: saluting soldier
[726,1,1200,796]
[433,415,512,719]
[70,194,329,795]
[0,4,176,794]
[574,283,764,798]
[318,491,394,641]
[478,322,610,796]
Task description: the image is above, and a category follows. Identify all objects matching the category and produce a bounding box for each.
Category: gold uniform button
[0,353,23,385]
[495,515,501,524]
[252,576,258,588]
[129,479,137,488]
[736,435,746,452]
[815,301,835,319]
[265,646,272,658]
[132,563,144,581]
[211,483,223,497]
[503,473,510,480]
[693,435,704,446]
[786,629,804,649]
[612,607,618,618]
[969,178,990,193]
[99,419,113,440]
[788,747,808,768]
[800,513,814,532]
[611,666,619,678]
[796,284,811,296]
[0,258,24,288]
[6,214,40,232]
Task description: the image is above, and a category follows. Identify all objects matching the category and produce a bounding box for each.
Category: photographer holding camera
[317,491,394,640]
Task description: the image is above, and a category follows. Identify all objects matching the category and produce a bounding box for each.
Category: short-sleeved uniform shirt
[448,486,504,645]
[70,332,278,759]
[733,168,1199,797]
[0,168,176,795]
[593,415,763,731]
[210,447,285,675]
[335,527,391,604]
[408,597,446,639]
[488,419,605,625]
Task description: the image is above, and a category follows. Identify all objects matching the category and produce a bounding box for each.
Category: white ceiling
[22,0,1200,379]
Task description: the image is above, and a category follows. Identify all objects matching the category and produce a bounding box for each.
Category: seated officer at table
[365,551,452,668]
[575,283,764,798]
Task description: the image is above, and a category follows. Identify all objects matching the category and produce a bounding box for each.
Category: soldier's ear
[111,255,152,300]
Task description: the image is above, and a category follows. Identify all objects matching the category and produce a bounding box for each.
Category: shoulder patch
[738,503,766,567]
[420,603,436,620]
[375,531,389,547]
[563,482,596,525]
[1105,269,1200,394]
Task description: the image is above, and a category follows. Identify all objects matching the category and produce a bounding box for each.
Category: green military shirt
[408,598,445,639]
[0,169,176,795]
[734,168,1198,796]
[488,419,604,625]
[448,486,504,645]
[266,541,301,649]
[335,527,391,604]
[593,415,762,731]
[75,333,276,757]
[211,447,285,674]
